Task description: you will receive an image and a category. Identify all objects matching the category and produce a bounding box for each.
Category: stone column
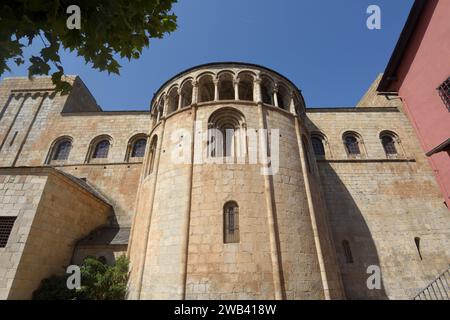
[178,89,183,110]
[273,86,279,107]
[214,79,219,101]
[192,81,199,105]
[136,119,166,299]
[180,104,198,299]
[234,79,240,100]
[289,92,296,115]
[257,103,285,300]
[254,77,262,104]
[156,107,161,122]
[163,96,169,117]
[293,117,331,300]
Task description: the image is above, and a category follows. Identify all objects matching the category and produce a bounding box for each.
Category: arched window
[223,201,239,243]
[131,138,147,158]
[93,140,110,159]
[198,74,215,103]
[261,76,274,105]
[238,72,254,101]
[208,108,246,159]
[311,134,326,156]
[301,135,312,173]
[218,72,235,100]
[87,136,113,162]
[180,80,193,108]
[342,240,353,263]
[276,84,290,110]
[343,132,362,156]
[48,137,72,163]
[381,136,396,155]
[167,87,179,114]
[126,134,147,162]
[148,136,158,174]
[380,131,399,157]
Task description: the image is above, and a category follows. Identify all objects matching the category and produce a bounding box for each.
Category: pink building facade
[378,0,450,208]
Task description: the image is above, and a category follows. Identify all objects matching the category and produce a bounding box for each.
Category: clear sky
[1,0,414,110]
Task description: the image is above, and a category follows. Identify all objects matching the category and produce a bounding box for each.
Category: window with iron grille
[438,77,450,111]
[381,135,397,155]
[224,201,239,243]
[311,136,325,156]
[131,139,147,158]
[0,217,16,248]
[344,135,361,155]
[93,140,110,159]
[52,140,72,161]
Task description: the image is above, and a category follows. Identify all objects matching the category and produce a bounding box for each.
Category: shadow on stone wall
[318,161,388,299]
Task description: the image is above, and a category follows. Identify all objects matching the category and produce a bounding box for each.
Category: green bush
[33,255,129,300]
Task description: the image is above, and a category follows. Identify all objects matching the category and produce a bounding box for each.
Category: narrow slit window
[342,240,354,264]
[224,201,239,243]
[414,237,423,260]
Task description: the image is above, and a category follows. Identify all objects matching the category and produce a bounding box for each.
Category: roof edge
[377,0,427,92]
[149,61,304,107]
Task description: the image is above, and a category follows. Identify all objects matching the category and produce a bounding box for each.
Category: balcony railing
[413,268,450,300]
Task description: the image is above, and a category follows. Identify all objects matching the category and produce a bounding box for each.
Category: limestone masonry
[0,63,449,300]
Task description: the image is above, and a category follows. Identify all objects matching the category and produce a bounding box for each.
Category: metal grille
[0,217,16,248]
[224,202,239,243]
[311,137,325,156]
[381,135,397,155]
[414,268,450,300]
[345,136,361,155]
[438,77,450,111]
[53,140,72,160]
[93,140,110,159]
[131,139,146,158]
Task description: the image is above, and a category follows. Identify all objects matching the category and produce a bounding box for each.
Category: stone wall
[0,77,151,226]
[129,101,338,300]
[0,167,111,299]
[306,107,450,299]
[72,245,127,266]
[2,69,450,300]
[0,171,46,299]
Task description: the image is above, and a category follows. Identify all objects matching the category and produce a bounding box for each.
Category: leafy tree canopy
[0,0,178,94]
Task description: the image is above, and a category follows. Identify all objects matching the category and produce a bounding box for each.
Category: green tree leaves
[33,256,130,300]
[0,1,178,94]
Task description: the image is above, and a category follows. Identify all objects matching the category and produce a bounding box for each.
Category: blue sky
[2,0,414,110]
